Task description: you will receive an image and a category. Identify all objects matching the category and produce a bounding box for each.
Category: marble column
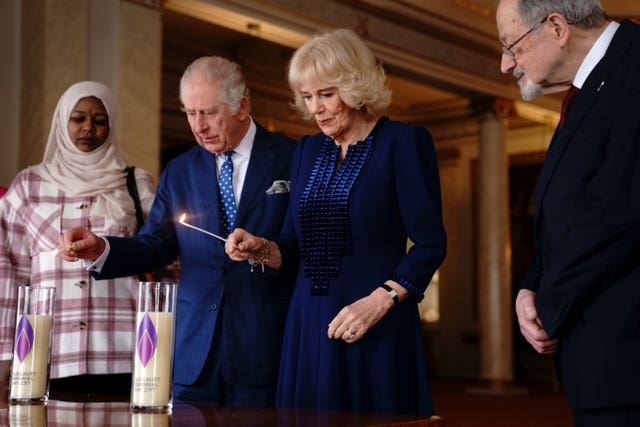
[476,99,514,388]
[14,0,161,179]
[115,0,163,178]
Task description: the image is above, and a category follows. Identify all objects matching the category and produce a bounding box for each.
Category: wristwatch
[379,284,399,306]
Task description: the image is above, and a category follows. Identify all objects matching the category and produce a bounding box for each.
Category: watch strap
[380,284,399,306]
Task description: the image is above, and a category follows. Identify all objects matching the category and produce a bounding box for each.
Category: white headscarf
[32,81,135,220]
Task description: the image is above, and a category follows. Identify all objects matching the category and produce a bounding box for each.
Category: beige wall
[0,0,161,189]
[0,0,21,188]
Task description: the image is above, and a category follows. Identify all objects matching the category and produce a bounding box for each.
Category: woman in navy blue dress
[227,28,446,416]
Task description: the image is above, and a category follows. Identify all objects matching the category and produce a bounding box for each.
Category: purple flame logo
[137,313,157,367]
[14,315,34,363]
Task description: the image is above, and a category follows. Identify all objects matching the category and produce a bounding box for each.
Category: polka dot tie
[218,152,237,235]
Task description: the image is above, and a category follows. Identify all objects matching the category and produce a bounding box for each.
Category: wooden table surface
[1,395,446,426]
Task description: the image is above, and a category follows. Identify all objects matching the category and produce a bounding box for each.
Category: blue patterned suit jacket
[96,124,296,387]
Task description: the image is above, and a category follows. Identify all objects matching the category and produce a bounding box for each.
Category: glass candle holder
[9,285,56,404]
[130,282,178,412]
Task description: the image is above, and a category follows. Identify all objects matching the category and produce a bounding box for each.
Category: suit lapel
[534,20,638,221]
[235,125,276,227]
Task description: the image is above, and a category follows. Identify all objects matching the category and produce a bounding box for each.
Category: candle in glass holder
[130,282,177,412]
[10,286,56,404]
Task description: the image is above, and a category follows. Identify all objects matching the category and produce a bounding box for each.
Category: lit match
[178,213,228,243]
[51,245,72,256]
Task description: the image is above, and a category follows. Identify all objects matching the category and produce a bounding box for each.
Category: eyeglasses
[501,15,549,59]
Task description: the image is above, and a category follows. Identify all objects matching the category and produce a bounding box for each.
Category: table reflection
[1,399,445,426]
[8,404,46,426]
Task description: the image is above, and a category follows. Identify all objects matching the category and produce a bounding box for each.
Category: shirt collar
[219,118,255,159]
[573,21,619,89]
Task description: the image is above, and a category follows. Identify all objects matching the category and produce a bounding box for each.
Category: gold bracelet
[250,238,271,273]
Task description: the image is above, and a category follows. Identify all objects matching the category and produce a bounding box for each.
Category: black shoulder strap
[125,166,144,232]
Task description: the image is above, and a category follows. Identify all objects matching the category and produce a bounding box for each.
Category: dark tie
[218,152,237,235]
[558,85,579,129]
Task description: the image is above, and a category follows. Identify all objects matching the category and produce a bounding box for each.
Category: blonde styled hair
[288,28,391,121]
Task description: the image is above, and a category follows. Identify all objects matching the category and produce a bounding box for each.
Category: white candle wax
[131,311,174,408]
[10,314,53,400]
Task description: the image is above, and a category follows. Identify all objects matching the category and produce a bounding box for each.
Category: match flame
[178,212,229,244]
[51,245,72,256]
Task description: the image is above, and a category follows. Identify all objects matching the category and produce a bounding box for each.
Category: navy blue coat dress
[275,117,446,415]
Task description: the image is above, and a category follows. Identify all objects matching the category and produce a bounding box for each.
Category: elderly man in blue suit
[59,56,296,406]
[498,0,640,425]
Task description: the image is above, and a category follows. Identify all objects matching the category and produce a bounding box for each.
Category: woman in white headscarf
[0,81,156,398]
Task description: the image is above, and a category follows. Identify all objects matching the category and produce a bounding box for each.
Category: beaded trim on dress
[299,117,386,296]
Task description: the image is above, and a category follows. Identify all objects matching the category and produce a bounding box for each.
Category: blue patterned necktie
[218,152,237,235]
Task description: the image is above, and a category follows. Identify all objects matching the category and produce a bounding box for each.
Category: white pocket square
[266,180,290,195]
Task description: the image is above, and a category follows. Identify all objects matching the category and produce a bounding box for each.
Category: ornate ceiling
[160,0,640,159]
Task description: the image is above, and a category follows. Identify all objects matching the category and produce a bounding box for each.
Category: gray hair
[518,0,608,28]
[179,56,249,114]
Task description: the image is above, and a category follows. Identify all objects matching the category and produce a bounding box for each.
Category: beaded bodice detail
[299,118,384,295]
